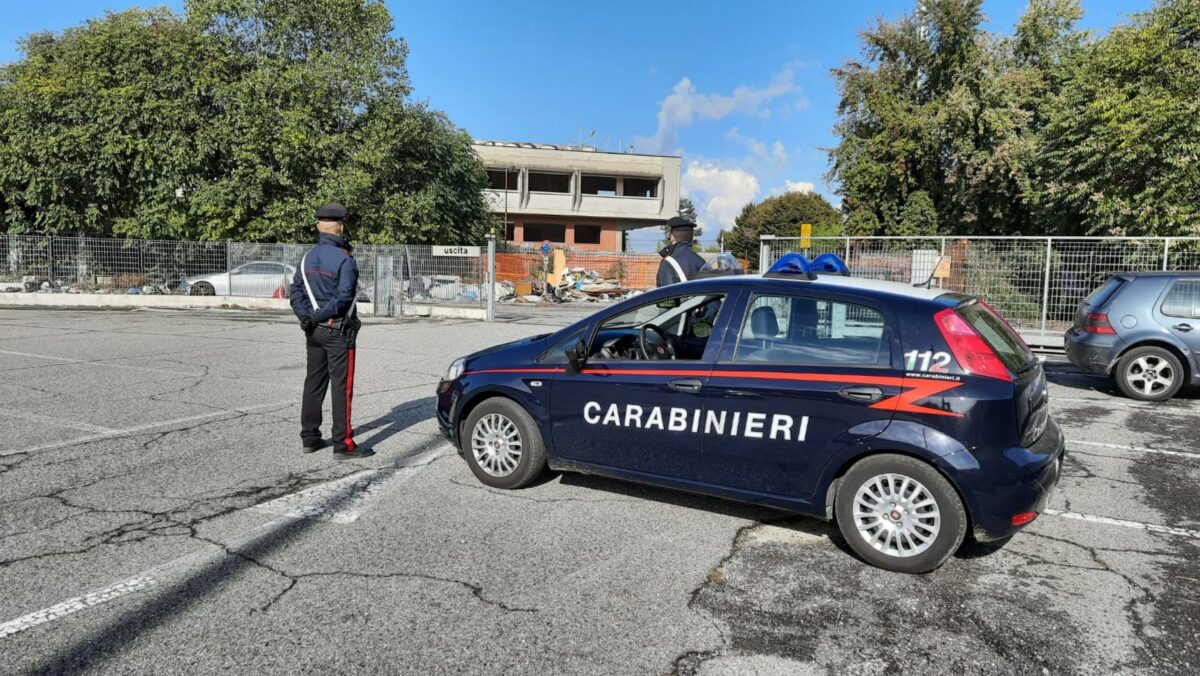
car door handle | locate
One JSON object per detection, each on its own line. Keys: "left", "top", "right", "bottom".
{"left": 669, "top": 379, "right": 703, "bottom": 393}
{"left": 1175, "top": 323, "right": 1193, "bottom": 332}
{"left": 839, "top": 386, "right": 884, "bottom": 403}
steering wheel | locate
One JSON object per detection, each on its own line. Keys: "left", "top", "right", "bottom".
{"left": 639, "top": 323, "right": 676, "bottom": 360}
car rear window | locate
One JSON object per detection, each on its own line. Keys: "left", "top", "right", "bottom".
{"left": 1085, "top": 277, "right": 1126, "bottom": 308}
{"left": 956, "top": 302, "right": 1034, "bottom": 372}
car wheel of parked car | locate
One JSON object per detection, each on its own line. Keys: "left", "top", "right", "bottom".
{"left": 189, "top": 282, "right": 215, "bottom": 296}
{"left": 835, "top": 454, "right": 967, "bottom": 574}
{"left": 1115, "top": 346, "right": 1184, "bottom": 401}
{"left": 462, "top": 398, "right": 546, "bottom": 489}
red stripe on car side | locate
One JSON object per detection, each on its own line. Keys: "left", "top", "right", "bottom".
{"left": 463, "top": 366, "right": 966, "bottom": 418}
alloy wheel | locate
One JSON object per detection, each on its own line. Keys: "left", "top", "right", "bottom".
{"left": 852, "top": 473, "right": 942, "bottom": 557}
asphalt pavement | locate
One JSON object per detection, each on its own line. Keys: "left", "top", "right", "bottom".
{"left": 0, "top": 307, "right": 1197, "bottom": 675}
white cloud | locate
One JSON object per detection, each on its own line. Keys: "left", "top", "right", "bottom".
{"left": 681, "top": 161, "right": 761, "bottom": 232}
{"left": 768, "top": 179, "right": 817, "bottom": 197}
{"left": 633, "top": 63, "right": 800, "bottom": 155}
{"left": 725, "top": 127, "right": 790, "bottom": 169}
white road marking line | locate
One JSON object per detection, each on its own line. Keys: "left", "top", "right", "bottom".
{"left": 0, "top": 443, "right": 450, "bottom": 640}
{"left": 251, "top": 446, "right": 450, "bottom": 523}
{"left": 0, "top": 400, "right": 294, "bottom": 456}
{"left": 1071, "top": 439, "right": 1200, "bottom": 460}
{"left": 0, "top": 576, "right": 157, "bottom": 639}
{"left": 0, "top": 410, "right": 115, "bottom": 433}
{"left": 1044, "top": 509, "right": 1200, "bottom": 540}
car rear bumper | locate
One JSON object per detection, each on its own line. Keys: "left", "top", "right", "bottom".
{"left": 1064, "top": 330, "right": 1121, "bottom": 375}
{"left": 966, "top": 418, "right": 1066, "bottom": 542}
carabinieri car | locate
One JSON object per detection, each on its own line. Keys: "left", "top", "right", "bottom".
{"left": 437, "top": 254, "right": 1064, "bottom": 573}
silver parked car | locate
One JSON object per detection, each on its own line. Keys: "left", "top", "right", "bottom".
{"left": 183, "top": 261, "right": 295, "bottom": 297}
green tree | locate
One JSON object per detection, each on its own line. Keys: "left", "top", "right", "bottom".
{"left": 827, "top": 0, "right": 1085, "bottom": 235}
{"left": 724, "top": 190, "right": 841, "bottom": 269}
{"left": 896, "top": 190, "right": 939, "bottom": 236}
{"left": 0, "top": 1, "right": 489, "bottom": 243}
{"left": 1034, "top": 0, "right": 1200, "bottom": 236}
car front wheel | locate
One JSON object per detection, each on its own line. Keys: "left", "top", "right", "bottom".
{"left": 1115, "top": 346, "right": 1184, "bottom": 401}
{"left": 189, "top": 282, "right": 215, "bottom": 296}
{"left": 461, "top": 398, "right": 547, "bottom": 489}
{"left": 835, "top": 454, "right": 967, "bottom": 574}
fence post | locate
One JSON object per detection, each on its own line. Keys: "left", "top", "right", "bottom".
{"left": 844, "top": 237, "right": 851, "bottom": 265}
{"left": 47, "top": 235, "right": 54, "bottom": 282}
{"left": 485, "top": 234, "right": 496, "bottom": 322}
{"left": 1163, "top": 238, "right": 1171, "bottom": 271}
{"left": 225, "top": 239, "right": 232, "bottom": 297}
{"left": 1040, "top": 238, "right": 1052, "bottom": 334}
{"left": 759, "top": 234, "right": 776, "bottom": 274}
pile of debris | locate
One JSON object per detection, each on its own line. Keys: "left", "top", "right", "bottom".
{"left": 540, "top": 267, "right": 641, "bottom": 303}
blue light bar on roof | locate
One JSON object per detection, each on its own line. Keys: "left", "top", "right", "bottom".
{"left": 766, "top": 253, "right": 816, "bottom": 279}
{"left": 810, "top": 253, "right": 850, "bottom": 276}
{"left": 765, "top": 252, "right": 850, "bottom": 279}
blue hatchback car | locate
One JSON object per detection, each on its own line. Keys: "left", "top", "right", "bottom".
{"left": 1065, "top": 272, "right": 1200, "bottom": 401}
{"left": 437, "top": 255, "right": 1064, "bottom": 573}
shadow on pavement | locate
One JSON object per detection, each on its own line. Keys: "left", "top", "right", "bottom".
{"left": 354, "top": 396, "right": 436, "bottom": 448}
{"left": 31, "top": 434, "right": 449, "bottom": 673}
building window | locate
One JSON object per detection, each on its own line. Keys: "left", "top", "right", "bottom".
{"left": 503, "top": 222, "right": 516, "bottom": 241}
{"left": 487, "top": 170, "right": 518, "bottom": 191}
{"left": 581, "top": 175, "right": 617, "bottom": 196}
{"left": 574, "top": 225, "right": 601, "bottom": 244}
{"left": 528, "top": 172, "right": 571, "bottom": 193}
{"left": 523, "top": 223, "right": 566, "bottom": 243}
{"left": 623, "top": 177, "right": 658, "bottom": 198}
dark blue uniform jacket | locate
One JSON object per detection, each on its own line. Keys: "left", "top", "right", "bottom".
{"left": 656, "top": 241, "right": 707, "bottom": 287}
{"left": 289, "top": 233, "right": 359, "bottom": 323}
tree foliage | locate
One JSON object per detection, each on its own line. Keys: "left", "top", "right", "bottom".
{"left": 724, "top": 190, "right": 841, "bottom": 269}
{"left": 0, "top": 0, "right": 489, "bottom": 243}
{"left": 828, "top": 0, "right": 1199, "bottom": 237}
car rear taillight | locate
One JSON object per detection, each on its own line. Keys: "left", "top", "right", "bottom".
{"left": 934, "top": 308, "right": 1013, "bottom": 382}
{"left": 1084, "top": 312, "right": 1116, "bottom": 334}
{"left": 1012, "top": 512, "right": 1038, "bottom": 527}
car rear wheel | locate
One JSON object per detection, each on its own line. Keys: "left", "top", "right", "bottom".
{"left": 461, "top": 398, "right": 546, "bottom": 489}
{"left": 189, "top": 281, "right": 215, "bottom": 296}
{"left": 835, "top": 454, "right": 966, "bottom": 574}
{"left": 1115, "top": 346, "right": 1184, "bottom": 401}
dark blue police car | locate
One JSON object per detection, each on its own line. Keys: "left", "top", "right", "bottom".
{"left": 437, "top": 254, "right": 1063, "bottom": 573}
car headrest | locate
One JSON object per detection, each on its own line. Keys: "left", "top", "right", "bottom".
{"left": 750, "top": 306, "right": 779, "bottom": 338}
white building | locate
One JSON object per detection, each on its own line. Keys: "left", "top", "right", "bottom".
{"left": 474, "top": 140, "right": 682, "bottom": 251}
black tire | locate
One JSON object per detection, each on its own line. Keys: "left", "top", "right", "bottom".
{"left": 190, "top": 281, "right": 215, "bottom": 296}
{"left": 834, "top": 454, "right": 967, "bottom": 574}
{"left": 460, "top": 398, "right": 546, "bottom": 489}
{"left": 1115, "top": 345, "right": 1184, "bottom": 402}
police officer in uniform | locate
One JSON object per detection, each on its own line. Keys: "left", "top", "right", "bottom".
{"left": 656, "top": 216, "right": 706, "bottom": 287}
{"left": 289, "top": 203, "right": 373, "bottom": 459}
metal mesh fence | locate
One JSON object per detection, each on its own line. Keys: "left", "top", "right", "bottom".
{"left": 761, "top": 236, "right": 1200, "bottom": 334}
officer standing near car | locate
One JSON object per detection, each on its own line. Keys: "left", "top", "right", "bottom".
{"left": 657, "top": 216, "right": 707, "bottom": 287}
{"left": 289, "top": 202, "right": 373, "bottom": 459}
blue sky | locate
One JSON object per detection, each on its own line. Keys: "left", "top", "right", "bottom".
{"left": 0, "top": 1, "right": 1152, "bottom": 250}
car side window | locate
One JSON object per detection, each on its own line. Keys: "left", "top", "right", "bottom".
{"left": 1161, "top": 280, "right": 1200, "bottom": 319}
{"left": 734, "top": 293, "right": 889, "bottom": 367}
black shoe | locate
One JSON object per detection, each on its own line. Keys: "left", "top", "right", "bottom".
{"left": 301, "top": 439, "right": 329, "bottom": 454}
{"left": 333, "top": 446, "right": 375, "bottom": 460}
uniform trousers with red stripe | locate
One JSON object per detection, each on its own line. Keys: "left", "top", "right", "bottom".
{"left": 301, "top": 324, "right": 357, "bottom": 451}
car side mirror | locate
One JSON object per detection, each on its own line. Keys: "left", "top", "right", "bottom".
{"left": 565, "top": 339, "right": 587, "bottom": 375}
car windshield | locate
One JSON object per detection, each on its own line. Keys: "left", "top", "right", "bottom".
{"left": 603, "top": 295, "right": 713, "bottom": 329}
